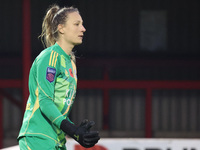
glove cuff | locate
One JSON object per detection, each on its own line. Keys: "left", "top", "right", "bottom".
{"left": 60, "top": 119, "right": 77, "bottom": 138}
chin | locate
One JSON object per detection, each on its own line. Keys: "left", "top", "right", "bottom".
{"left": 74, "top": 41, "right": 83, "bottom": 46}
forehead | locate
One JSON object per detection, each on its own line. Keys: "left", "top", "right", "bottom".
{"left": 67, "top": 12, "right": 83, "bottom": 23}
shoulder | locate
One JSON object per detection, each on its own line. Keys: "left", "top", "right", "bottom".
{"left": 36, "top": 46, "right": 53, "bottom": 61}
{"left": 35, "top": 45, "right": 61, "bottom": 68}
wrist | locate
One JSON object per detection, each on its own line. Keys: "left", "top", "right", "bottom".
{"left": 60, "top": 119, "right": 77, "bottom": 138}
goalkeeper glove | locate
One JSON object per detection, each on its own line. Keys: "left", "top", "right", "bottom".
{"left": 60, "top": 119, "right": 100, "bottom": 148}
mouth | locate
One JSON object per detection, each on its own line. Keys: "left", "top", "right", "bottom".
{"left": 78, "top": 35, "right": 83, "bottom": 38}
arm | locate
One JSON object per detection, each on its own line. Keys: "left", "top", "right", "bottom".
{"left": 36, "top": 51, "right": 65, "bottom": 127}
{"left": 36, "top": 51, "right": 100, "bottom": 147}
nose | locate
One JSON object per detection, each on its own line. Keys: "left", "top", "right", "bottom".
{"left": 81, "top": 25, "right": 86, "bottom": 32}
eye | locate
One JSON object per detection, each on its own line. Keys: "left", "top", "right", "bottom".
{"left": 74, "top": 23, "right": 79, "bottom": 26}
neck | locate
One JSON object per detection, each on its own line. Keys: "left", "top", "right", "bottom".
{"left": 56, "top": 40, "right": 74, "bottom": 55}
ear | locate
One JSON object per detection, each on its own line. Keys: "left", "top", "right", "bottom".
{"left": 57, "top": 24, "right": 64, "bottom": 34}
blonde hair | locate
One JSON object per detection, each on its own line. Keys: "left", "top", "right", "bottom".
{"left": 39, "top": 5, "right": 79, "bottom": 62}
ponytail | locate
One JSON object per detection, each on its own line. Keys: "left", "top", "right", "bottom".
{"left": 39, "top": 5, "right": 59, "bottom": 48}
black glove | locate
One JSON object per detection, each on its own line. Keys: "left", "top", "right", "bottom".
{"left": 60, "top": 119, "right": 100, "bottom": 148}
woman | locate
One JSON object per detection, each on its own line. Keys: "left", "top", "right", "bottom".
{"left": 18, "top": 4, "right": 100, "bottom": 150}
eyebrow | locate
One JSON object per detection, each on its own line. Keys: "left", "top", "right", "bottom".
{"left": 74, "top": 20, "right": 83, "bottom": 23}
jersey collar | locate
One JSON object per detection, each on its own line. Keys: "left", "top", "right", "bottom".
{"left": 54, "top": 43, "right": 71, "bottom": 61}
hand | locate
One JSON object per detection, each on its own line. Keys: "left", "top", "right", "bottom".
{"left": 60, "top": 119, "right": 100, "bottom": 148}
{"left": 73, "top": 119, "right": 100, "bottom": 148}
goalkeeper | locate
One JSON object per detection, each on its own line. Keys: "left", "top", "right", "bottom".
{"left": 17, "top": 4, "right": 100, "bottom": 150}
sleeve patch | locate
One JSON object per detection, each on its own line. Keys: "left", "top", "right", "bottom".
{"left": 46, "top": 67, "right": 56, "bottom": 83}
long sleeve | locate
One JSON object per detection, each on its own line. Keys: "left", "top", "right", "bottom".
{"left": 36, "top": 50, "right": 65, "bottom": 128}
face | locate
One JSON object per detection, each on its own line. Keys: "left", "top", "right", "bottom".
{"left": 59, "top": 12, "right": 86, "bottom": 46}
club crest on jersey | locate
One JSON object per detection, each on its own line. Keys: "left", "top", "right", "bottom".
{"left": 46, "top": 67, "right": 56, "bottom": 83}
{"left": 65, "top": 70, "right": 69, "bottom": 77}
